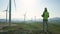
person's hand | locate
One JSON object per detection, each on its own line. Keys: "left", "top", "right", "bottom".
{"left": 42, "top": 15, "right": 43, "bottom": 17}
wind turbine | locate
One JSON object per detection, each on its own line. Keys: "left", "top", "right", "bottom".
{"left": 3, "top": 6, "right": 8, "bottom": 24}
{"left": 24, "top": 12, "right": 27, "bottom": 23}
{"left": 9, "top": 0, "right": 16, "bottom": 26}
{"left": 34, "top": 16, "right": 36, "bottom": 22}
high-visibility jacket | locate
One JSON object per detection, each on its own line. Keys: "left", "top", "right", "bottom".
{"left": 42, "top": 11, "right": 49, "bottom": 20}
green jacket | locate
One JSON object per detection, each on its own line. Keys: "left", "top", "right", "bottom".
{"left": 42, "top": 11, "right": 49, "bottom": 20}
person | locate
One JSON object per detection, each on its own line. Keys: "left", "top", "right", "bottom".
{"left": 42, "top": 7, "right": 49, "bottom": 32}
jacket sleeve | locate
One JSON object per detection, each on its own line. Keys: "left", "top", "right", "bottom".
{"left": 42, "top": 12, "right": 44, "bottom": 17}
{"left": 48, "top": 12, "right": 49, "bottom": 17}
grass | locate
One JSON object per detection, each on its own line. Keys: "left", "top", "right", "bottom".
{"left": 0, "top": 22, "right": 60, "bottom": 34}
{"left": 48, "top": 23, "right": 60, "bottom": 34}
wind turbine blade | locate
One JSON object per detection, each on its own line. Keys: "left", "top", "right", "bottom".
{"left": 6, "top": 6, "right": 8, "bottom": 11}
{"left": 3, "top": 5, "right": 8, "bottom": 12}
{"left": 14, "top": 0, "right": 16, "bottom": 10}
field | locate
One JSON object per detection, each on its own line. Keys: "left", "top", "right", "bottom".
{"left": 0, "top": 22, "right": 60, "bottom": 34}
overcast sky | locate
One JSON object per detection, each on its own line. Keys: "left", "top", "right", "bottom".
{"left": 0, "top": 0, "right": 60, "bottom": 20}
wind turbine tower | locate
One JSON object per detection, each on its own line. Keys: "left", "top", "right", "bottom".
{"left": 9, "top": 0, "right": 11, "bottom": 26}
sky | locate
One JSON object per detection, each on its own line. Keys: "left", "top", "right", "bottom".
{"left": 0, "top": 0, "right": 60, "bottom": 20}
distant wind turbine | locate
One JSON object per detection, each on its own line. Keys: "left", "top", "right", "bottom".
{"left": 3, "top": 6, "right": 8, "bottom": 24}
{"left": 34, "top": 16, "right": 36, "bottom": 22}
{"left": 24, "top": 12, "right": 27, "bottom": 22}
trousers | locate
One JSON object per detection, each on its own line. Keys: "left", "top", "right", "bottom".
{"left": 43, "top": 19, "right": 48, "bottom": 32}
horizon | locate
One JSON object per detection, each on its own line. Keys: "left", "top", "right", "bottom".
{"left": 0, "top": 17, "right": 60, "bottom": 20}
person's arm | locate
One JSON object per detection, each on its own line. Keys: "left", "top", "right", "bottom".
{"left": 42, "top": 12, "right": 44, "bottom": 17}
{"left": 48, "top": 12, "right": 49, "bottom": 17}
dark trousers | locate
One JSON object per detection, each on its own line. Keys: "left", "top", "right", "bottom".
{"left": 43, "top": 19, "right": 48, "bottom": 32}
